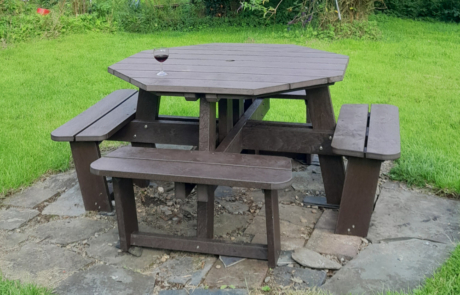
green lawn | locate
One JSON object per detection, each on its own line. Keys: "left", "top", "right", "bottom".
{"left": 0, "top": 275, "right": 51, "bottom": 295}
{"left": 0, "top": 17, "right": 459, "bottom": 196}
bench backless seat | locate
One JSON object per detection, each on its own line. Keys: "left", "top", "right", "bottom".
{"left": 51, "top": 90, "right": 139, "bottom": 211}
{"left": 331, "top": 104, "right": 400, "bottom": 237}
{"left": 91, "top": 146, "right": 293, "bottom": 267}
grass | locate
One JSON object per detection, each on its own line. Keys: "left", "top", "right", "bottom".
{"left": 0, "top": 275, "right": 51, "bottom": 295}
{"left": 0, "top": 17, "right": 459, "bottom": 197}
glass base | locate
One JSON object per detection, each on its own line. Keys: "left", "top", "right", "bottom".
{"left": 157, "top": 71, "right": 167, "bottom": 76}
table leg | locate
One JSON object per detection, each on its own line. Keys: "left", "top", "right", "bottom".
{"left": 71, "top": 141, "right": 112, "bottom": 212}
{"left": 132, "top": 90, "right": 161, "bottom": 188}
{"left": 307, "top": 86, "right": 345, "bottom": 205}
{"left": 218, "top": 99, "right": 233, "bottom": 144}
{"left": 197, "top": 98, "right": 216, "bottom": 238}
{"left": 232, "top": 99, "right": 244, "bottom": 126}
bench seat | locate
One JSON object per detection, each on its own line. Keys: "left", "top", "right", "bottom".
{"left": 91, "top": 146, "right": 292, "bottom": 190}
{"left": 91, "top": 147, "right": 292, "bottom": 267}
{"left": 330, "top": 104, "right": 400, "bottom": 237}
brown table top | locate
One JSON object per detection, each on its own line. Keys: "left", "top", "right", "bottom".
{"left": 109, "top": 43, "right": 349, "bottom": 97}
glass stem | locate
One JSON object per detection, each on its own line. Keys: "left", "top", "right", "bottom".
{"left": 161, "top": 63, "right": 164, "bottom": 73}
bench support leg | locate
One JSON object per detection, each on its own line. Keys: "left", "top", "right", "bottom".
{"left": 196, "top": 185, "right": 215, "bottom": 238}
{"left": 307, "top": 87, "right": 345, "bottom": 205}
{"left": 113, "top": 178, "right": 139, "bottom": 251}
{"left": 265, "top": 190, "right": 281, "bottom": 268}
{"left": 335, "top": 157, "right": 381, "bottom": 237}
{"left": 70, "top": 142, "right": 112, "bottom": 212}
{"left": 304, "top": 100, "right": 312, "bottom": 165}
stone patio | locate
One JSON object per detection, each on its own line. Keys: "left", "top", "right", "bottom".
{"left": 0, "top": 154, "right": 458, "bottom": 295}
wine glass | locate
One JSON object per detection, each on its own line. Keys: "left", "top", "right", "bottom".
{"left": 153, "top": 47, "right": 169, "bottom": 76}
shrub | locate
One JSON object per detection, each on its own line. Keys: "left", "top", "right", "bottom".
{"left": 377, "top": 0, "right": 460, "bottom": 23}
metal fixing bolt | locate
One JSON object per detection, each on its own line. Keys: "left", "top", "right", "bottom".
{"left": 197, "top": 245, "right": 199, "bottom": 249}
{"left": 352, "top": 225, "right": 355, "bottom": 228}
{"left": 98, "top": 206, "right": 101, "bottom": 209}
{"left": 134, "top": 134, "right": 137, "bottom": 138}
{"left": 144, "top": 125, "right": 148, "bottom": 129}
{"left": 319, "top": 146, "right": 323, "bottom": 151}
{"left": 348, "top": 228, "right": 351, "bottom": 232}
{"left": 329, "top": 136, "right": 332, "bottom": 140}
{"left": 95, "top": 202, "right": 97, "bottom": 205}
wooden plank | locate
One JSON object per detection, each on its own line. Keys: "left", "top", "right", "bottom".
{"left": 232, "top": 99, "right": 244, "bottom": 125}
{"left": 113, "top": 178, "right": 139, "bottom": 251}
{"left": 90, "top": 148, "right": 293, "bottom": 190}
{"left": 110, "top": 64, "right": 344, "bottom": 78}
{"left": 335, "top": 158, "right": 381, "bottom": 237}
{"left": 130, "top": 232, "right": 268, "bottom": 260}
{"left": 116, "top": 57, "right": 347, "bottom": 71}
{"left": 51, "top": 89, "right": 137, "bottom": 141}
{"left": 308, "top": 86, "right": 345, "bottom": 205}
{"left": 136, "top": 50, "right": 348, "bottom": 59}
{"left": 267, "top": 90, "right": 307, "bottom": 99}
{"left": 108, "top": 119, "right": 200, "bottom": 146}
{"left": 113, "top": 54, "right": 348, "bottom": 65}
{"left": 170, "top": 44, "right": 342, "bottom": 54}
{"left": 76, "top": 93, "right": 138, "bottom": 141}
{"left": 70, "top": 142, "right": 112, "bottom": 212}
{"left": 242, "top": 121, "right": 333, "bottom": 155}
{"left": 366, "top": 104, "right": 401, "bottom": 160}
{"left": 331, "top": 104, "right": 369, "bottom": 158}
{"left": 216, "top": 99, "right": 270, "bottom": 153}
{"left": 131, "top": 77, "right": 289, "bottom": 97}
{"left": 112, "top": 69, "right": 332, "bottom": 84}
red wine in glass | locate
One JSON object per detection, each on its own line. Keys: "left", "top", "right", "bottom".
{"left": 153, "top": 47, "right": 169, "bottom": 76}
{"left": 154, "top": 55, "right": 169, "bottom": 63}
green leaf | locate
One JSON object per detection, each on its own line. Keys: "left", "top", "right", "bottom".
{"left": 261, "top": 286, "right": 271, "bottom": 292}
{"left": 220, "top": 285, "right": 227, "bottom": 289}
{"left": 229, "top": 285, "right": 236, "bottom": 289}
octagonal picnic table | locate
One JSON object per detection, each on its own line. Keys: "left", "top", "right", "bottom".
{"left": 108, "top": 43, "right": 348, "bottom": 238}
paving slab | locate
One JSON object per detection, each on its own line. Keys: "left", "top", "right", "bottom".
{"left": 160, "top": 289, "right": 248, "bottom": 295}
{"left": 151, "top": 255, "right": 216, "bottom": 286}
{"left": 3, "top": 171, "right": 77, "bottom": 208}
{"left": 42, "top": 184, "right": 85, "bottom": 217}
{"left": 215, "top": 214, "right": 250, "bottom": 236}
{"left": 252, "top": 233, "right": 305, "bottom": 251}
{"left": 54, "top": 264, "right": 155, "bottom": 294}
{"left": 306, "top": 230, "right": 362, "bottom": 260}
{"left": 291, "top": 171, "right": 324, "bottom": 192}
{"left": 0, "top": 207, "right": 39, "bottom": 230}
{"left": 273, "top": 266, "right": 327, "bottom": 288}
{"left": 245, "top": 217, "right": 310, "bottom": 238}
{"left": 215, "top": 186, "right": 235, "bottom": 199}
{"left": 218, "top": 201, "right": 249, "bottom": 215}
{"left": 321, "top": 239, "right": 455, "bottom": 295}
{"left": 277, "top": 251, "right": 295, "bottom": 266}
{"left": 0, "top": 231, "right": 28, "bottom": 251}
{"left": 245, "top": 189, "right": 264, "bottom": 203}
{"left": 87, "top": 227, "right": 165, "bottom": 270}
{"left": 259, "top": 204, "right": 322, "bottom": 227}
{"left": 0, "top": 242, "right": 91, "bottom": 287}
{"left": 292, "top": 248, "right": 341, "bottom": 270}
{"left": 31, "top": 218, "right": 111, "bottom": 245}
{"left": 204, "top": 259, "right": 268, "bottom": 289}
{"left": 314, "top": 210, "right": 338, "bottom": 233}
{"left": 367, "top": 183, "right": 460, "bottom": 244}
{"left": 220, "top": 256, "right": 246, "bottom": 267}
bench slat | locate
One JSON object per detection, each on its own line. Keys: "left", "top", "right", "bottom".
{"left": 331, "top": 104, "right": 369, "bottom": 158}
{"left": 91, "top": 147, "right": 292, "bottom": 190}
{"left": 366, "top": 104, "right": 400, "bottom": 160}
{"left": 51, "top": 89, "right": 138, "bottom": 141}
{"left": 76, "top": 93, "right": 138, "bottom": 141}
